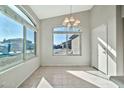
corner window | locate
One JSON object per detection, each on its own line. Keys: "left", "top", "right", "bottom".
{"left": 53, "top": 26, "right": 81, "bottom": 56}
{"left": 0, "top": 12, "right": 23, "bottom": 70}
{"left": 0, "top": 5, "right": 37, "bottom": 72}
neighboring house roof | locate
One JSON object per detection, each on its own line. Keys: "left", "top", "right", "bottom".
{"left": 1, "top": 38, "right": 32, "bottom": 43}
{"left": 3, "top": 38, "right": 23, "bottom": 42}
{"left": 61, "top": 35, "right": 79, "bottom": 45}
{"left": 55, "top": 35, "right": 79, "bottom": 46}
{"left": 69, "top": 35, "right": 79, "bottom": 40}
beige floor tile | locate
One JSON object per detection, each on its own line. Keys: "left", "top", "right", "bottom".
{"left": 19, "top": 66, "right": 118, "bottom": 88}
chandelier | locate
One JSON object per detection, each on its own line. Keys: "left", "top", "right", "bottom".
{"left": 62, "top": 5, "right": 80, "bottom": 27}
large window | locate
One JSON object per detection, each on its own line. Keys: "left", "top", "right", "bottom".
{"left": 53, "top": 26, "right": 81, "bottom": 56}
{"left": 0, "top": 12, "right": 23, "bottom": 70}
{"left": 0, "top": 5, "right": 36, "bottom": 71}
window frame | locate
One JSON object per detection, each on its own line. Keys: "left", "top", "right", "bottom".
{"left": 0, "top": 5, "right": 37, "bottom": 72}
{"left": 52, "top": 26, "right": 82, "bottom": 56}
{"left": 0, "top": 5, "right": 36, "bottom": 29}
{"left": 0, "top": 14, "right": 24, "bottom": 72}
{"left": 25, "top": 27, "right": 37, "bottom": 60}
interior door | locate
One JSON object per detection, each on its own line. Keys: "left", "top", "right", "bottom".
{"left": 97, "top": 25, "right": 107, "bottom": 74}
{"left": 92, "top": 24, "right": 107, "bottom": 74}
{"left": 98, "top": 44, "right": 107, "bottom": 74}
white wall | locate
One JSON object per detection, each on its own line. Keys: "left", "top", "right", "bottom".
{"left": 0, "top": 6, "right": 41, "bottom": 88}
{"left": 91, "top": 5, "right": 124, "bottom": 76}
{"left": 91, "top": 5, "right": 117, "bottom": 76}
{"left": 40, "top": 11, "right": 91, "bottom": 66}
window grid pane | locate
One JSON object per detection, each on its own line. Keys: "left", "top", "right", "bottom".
{"left": 67, "top": 34, "right": 80, "bottom": 55}
{"left": 53, "top": 34, "right": 67, "bottom": 55}
{"left": 25, "top": 28, "right": 36, "bottom": 59}
{"left": 53, "top": 26, "right": 81, "bottom": 56}
{"left": 0, "top": 12, "right": 23, "bottom": 71}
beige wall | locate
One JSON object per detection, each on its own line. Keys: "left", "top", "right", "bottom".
{"left": 40, "top": 11, "right": 91, "bottom": 66}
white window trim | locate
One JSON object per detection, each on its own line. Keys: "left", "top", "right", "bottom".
{"left": 52, "top": 26, "right": 82, "bottom": 56}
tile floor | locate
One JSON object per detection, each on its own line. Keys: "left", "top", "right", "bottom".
{"left": 19, "top": 66, "right": 118, "bottom": 88}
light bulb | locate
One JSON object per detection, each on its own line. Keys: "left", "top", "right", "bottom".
{"left": 67, "top": 23, "right": 71, "bottom": 27}
{"left": 62, "top": 22, "right": 67, "bottom": 26}
{"left": 70, "top": 16, "right": 75, "bottom": 22}
{"left": 75, "top": 19, "right": 80, "bottom": 24}
{"left": 73, "top": 23, "right": 78, "bottom": 26}
{"left": 64, "top": 17, "right": 69, "bottom": 23}
{"left": 73, "top": 20, "right": 79, "bottom": 26}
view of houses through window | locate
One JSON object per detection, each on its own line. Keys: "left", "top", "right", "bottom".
{"left": 54, "top": 34, "right": 67, "bottom": 55}
{"left": 53, "top": 26, "right": 81, "bottom": 56}
{"left": 0, "top": 6, "right": 36, "bottom": 71}
{"left": 26, "top": 28, "right": 36, "bottom": 59}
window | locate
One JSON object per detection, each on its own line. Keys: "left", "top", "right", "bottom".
{"left": 0, "top": 12, "right": 23, "bottom": 70}
{"left": 67, "top": 33, "right": 80, "bottom": 55}
{"left": 0, "top": 5, "right": 37, "bottom": 71}
{"left": 53, "top": 34, "right": 67, "bottom": 55}
{"left": 53, "top": 26, "right": 81, "bottom": 56}
{"left": 25, "top": 28, "right": 36, "bottom": 59}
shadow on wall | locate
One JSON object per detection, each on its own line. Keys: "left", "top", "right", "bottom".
{"left": 97, "top": 37, "right": 116, "bottom": 62}
{"left": 97, "top": 37, "right": 116, "bottom": 75}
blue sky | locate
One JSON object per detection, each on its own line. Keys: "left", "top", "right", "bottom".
{"left": 54, "top": 34, "right": 74, "bottom": 45}
{"left": 0, "top": 11, "right": 62, "bottom": 45}
{"left": 53, "top": 27, "right": 78, "bottom": 45}
{"left": 27, "top": 29, "right": 35, "bottom": 43}
{"left": 0, "top": 12, "right": 34, "bottom": 43}
{"left": 54, "top": 34, "right": 66, "bottom": 45}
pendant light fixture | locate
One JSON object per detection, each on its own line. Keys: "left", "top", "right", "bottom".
{"left": 62, "top": 5, "right": 80, "bottom": 27}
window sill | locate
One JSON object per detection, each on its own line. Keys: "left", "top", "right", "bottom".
{"left": 53, "top": 54, "right": 81, "bottom": 56}
{"left": 0, "top": 56, "right": 38, "bottom": 75}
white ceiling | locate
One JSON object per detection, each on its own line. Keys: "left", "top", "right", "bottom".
{"left": 30, "top": 5, "right": 93, "bottom": 20}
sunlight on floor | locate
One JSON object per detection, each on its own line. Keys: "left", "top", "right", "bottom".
{"left": 67, "top": 70, "right": 118, "bottom": 88}
{"left": 86, "top": 70, "right": 109, "bottom": 79}
{"left": 20, "top": 66, "right": 119, "bottom": 88}
{"left": 37, "top": 77, "right": 53, "bottom": 88}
